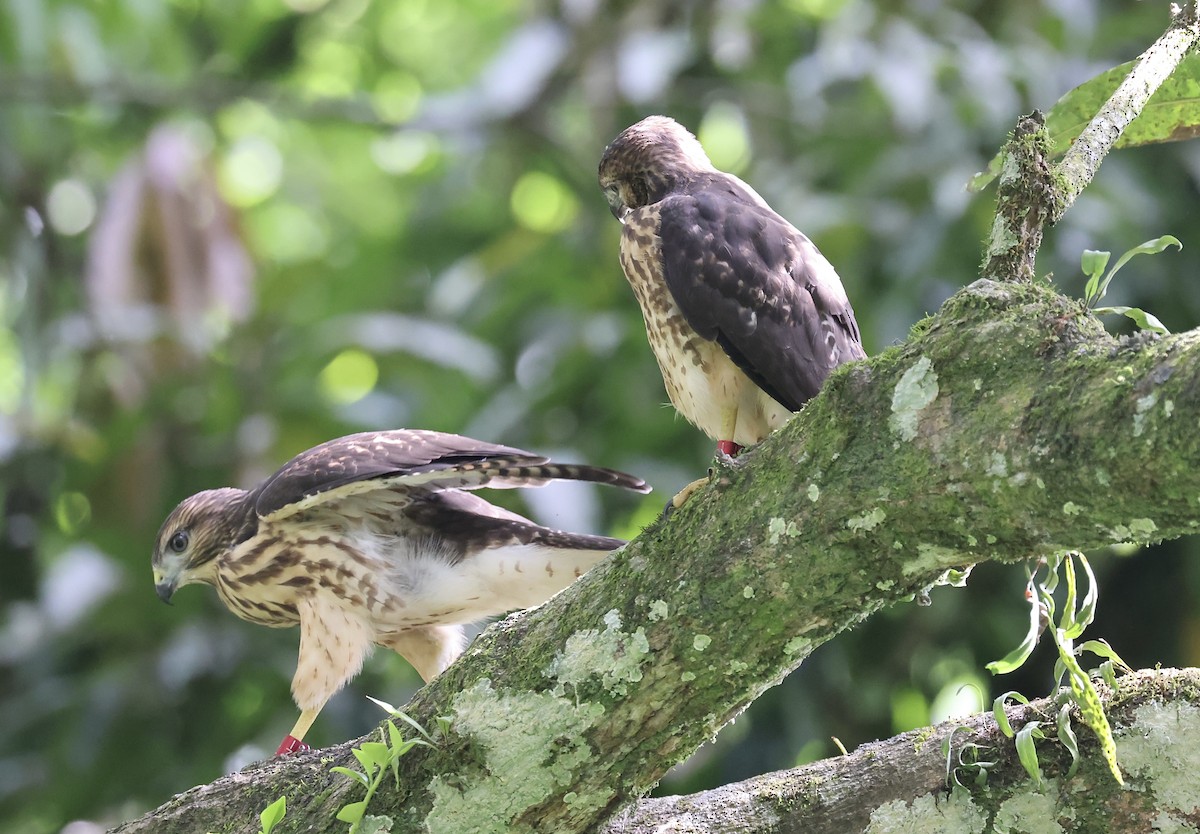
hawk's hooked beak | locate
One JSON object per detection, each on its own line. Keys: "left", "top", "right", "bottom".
{"left": 153, "top": 568, "right": 176, "bottom": 605}
{"left": 603, "top": 187, "right": 628, "bottom": 223}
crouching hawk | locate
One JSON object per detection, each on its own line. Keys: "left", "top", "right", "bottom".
{"left": 152, "top": 429, "right": 648, "bottom": 755}
{"left": 598, "top": 116, "right": 865, "bottom": 485}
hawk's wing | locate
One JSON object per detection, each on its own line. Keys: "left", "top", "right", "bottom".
{"left": 656, "top": 183, "right": 865, "bottom": 412}
{"left": 406, "top": 490, "right": 629, "bottom": 554}
{"left": 252, "top": 429, "right": 648, "bottom": 521}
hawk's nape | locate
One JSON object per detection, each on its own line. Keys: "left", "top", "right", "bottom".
{"left": 150, "top": 429, "right": 649, "bottom": 756}
{"left": 598, "top": 115, "right": 866, "bottom": 461}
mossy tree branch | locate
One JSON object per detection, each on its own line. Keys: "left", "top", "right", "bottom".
{"left": 109, "top": 10, "right": 1200, "bottom": 834}
{"left": 110, "top": 278, "right": 1200, "bottom": 834}
{"left": 602, "top": 667, "right": 1200, "bottom": 834}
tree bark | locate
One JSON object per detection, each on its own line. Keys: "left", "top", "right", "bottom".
{"left": 603, "top": 667, "right": 1200, "bottom": 834}
{"left": 108, "top": 6, "right": 1200, "bottom": 834}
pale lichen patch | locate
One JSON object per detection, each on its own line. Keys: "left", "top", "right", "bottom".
{"left": 889, "top": 356, "right": 939, "bottom": 442}
{"left": 1109, "top": 518, "right": 1158, "bottom": 542}
{"left": 865, "top": 791, "right": 988, "bottom": 833}
{"left": 426, "top": 679, "right": 608, "bottom": 834}
{"left": 783, "top": 635, "right": 811, "bottom": 656}
{"left": 986, "top": 452, "right": 1008, "bottom": 478}
{"left": 648, "top": 599, "right": 669, "bottom": 622}
{"left": 768, "top": 517, "right": 801, "bottom": 544}
{"left": 680, "top": 671, "right": 697, "bottom": 682}
{"left": 742, "top": 586, "right": 755, "bottom": 599}
{"left": 902, "top": 543, "right": 963, "bottom": 576}
{"left": 1117, "top": 701, "right": 1200, "bottom": 812}
{"left": 1134, "top": 392, "right": 1159, "bottom": 437}
{"left": 544, "top": 609, "right": 650, "bottom": 697}
{"left": 847, "top": 507, "right": 887, "bottom": 532}
{"left": 807, "top": 483, "right": 820, "bottom": 502}
{"left": 693, "top": 634, "right": 712, "bottom": 652}
{"left": 993, "top": 785, "right": 1068, "bottom": 833}
{"left": 1063, "top": 501, "right": 1081, "bottom": 516}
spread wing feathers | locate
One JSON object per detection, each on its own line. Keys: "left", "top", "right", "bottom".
{"left": 657, "top": 184, "right": 866, "bottom": 412}
{"left": 407, "top": 491, "right": 629, "bottom": 554}
{"left": 253, "top": 429, "right": 649, "bottom": 521}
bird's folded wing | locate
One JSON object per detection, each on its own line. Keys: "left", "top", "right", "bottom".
{"left": 657, "top": 190, "right": 865, "bottom": 412}
{"left": 253, "top": 429, "right": 648, "bottom": 521}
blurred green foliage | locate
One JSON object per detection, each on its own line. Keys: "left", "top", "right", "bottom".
{"left": 2, "top": 1, "right": 1200, "bottom": 831}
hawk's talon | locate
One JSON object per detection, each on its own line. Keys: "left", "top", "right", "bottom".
{"left": 275, "top": 734, "right": 313, "bottom": 756}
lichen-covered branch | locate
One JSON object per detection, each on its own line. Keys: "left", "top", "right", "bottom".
{"left": 1054, "top": 2, "right": 1200, "bottom": 217}
{"left": 109, "top": 276, "right": 1200, "bottom": 834}
{"left": 981, "top": 4, "right": 1200, "bottom": 284}
{"left": 602, "top": 667, "right": 1200, "bottom": 834}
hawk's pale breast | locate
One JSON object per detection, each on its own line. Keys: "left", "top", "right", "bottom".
{"left": 620, "top": 207, "right": 791, "bottom": 446}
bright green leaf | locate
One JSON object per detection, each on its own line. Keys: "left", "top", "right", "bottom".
{"left": 336, "top": 801, "right": 367, "bottom": 824}
{"left": 331, "top": 766, "right": 371, "bottom": 788}
{"left": 1056, "top": 703, "right": 1081, "bottom": 779}
{"left": 1077, "top": 639, "right": 1132, "bottom": 672}
{"left": 258, "top": 796, "right": 286, "bottom": 834}
{"left": 1014, "top": 721, "right": 1045, "bottom": 787}
{"left": 1081, "top": 249, "right": 1110, "bottom": 282}
{"left": 986, "top": 577, "right": 1043, "bottom": 675}
{"left": 992, "top": 690, "right": 1032, "bottom": 738}
{"left": 1093, "top": 305, "right": 1171, "bottom": 334}
{"left": 359, "top": 741, "right": 392, "bottom": 771}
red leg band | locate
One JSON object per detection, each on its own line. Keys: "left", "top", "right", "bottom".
{"left": 275, "top": 735, "right": 312, "bottom": 756}
{"left": 717, "top": 440, "right": 743, "bottom": 457}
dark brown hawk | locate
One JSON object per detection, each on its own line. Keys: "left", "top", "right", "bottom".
{"left": 151, "top": 429, "right": 648, "bottom": 755}
{"left": 598, "top": 115, "right": 865, "bottom": 464}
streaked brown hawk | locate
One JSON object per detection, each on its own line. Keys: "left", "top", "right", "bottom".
{"left": 152, "top": 429, "right": 648, "bottom": 755}
{"left": 598, "top": 115, "right": 865, "bottom": 467}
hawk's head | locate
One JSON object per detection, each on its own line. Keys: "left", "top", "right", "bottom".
{"left": 598, "top": 116, "right": 715, "bottom": 222}
{"left": 152, "top": 488, "right": 252, "bottom": 603}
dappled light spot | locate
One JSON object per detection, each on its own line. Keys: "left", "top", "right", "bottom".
{"left": 218, "top": 136, "right": 283, "bottom": 208}
{"left": 372, "top": 72, "right": 423, "bottom": 124}
{"left": 47, "top": 179, "right": 97, "bottom": 236}
{"left": 371, "top": 130, "right": 438, "bottom": 175}
{"left": 698, "top": 103, "right": 751, "bottom": 174}
{"left": 54, "top": 492, "right": 92, "bottom": 536}
{"left": 511, "top": 171, "right": 578, "bottom": 234}
{"left": 319, "top": 348, "right": 379, "bottom": 405}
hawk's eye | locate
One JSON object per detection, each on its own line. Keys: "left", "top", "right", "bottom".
{"left": 168, "top": 531, "right": 190, "bottom": 553}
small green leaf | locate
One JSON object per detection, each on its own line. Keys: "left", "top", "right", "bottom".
{"left": 258, "top": 796, "right": 286, "bottom": 834}
{"left": 1081, "top": 250, "right": 1110, "bottom": 303}
{"left": 1060, "top": 553, "right": 1080, "bottom": 638}
{"left": 337, "top": 801, "right": 367, "bottom": 824}
{"left": 986, "top": 578, "right": 1044, "bottom": 675}
{"left": 1092, "top": 306, "right": 1170, "bottom": 334}
{"left": 359, "top": 742, "right": 392, "bottom": 771}
{"left": 1071, "top": 555, "right": 1099, "bottom": 635}
{"left": 1014, "top": 721, "right": 1045, "bottom": 788}
{"left": 1081, "top": 248, "right": 1110, "bottom": 279}
{"left": 331, "top": 766, "right": 371, "bottom": 788}
{"left": 1056, "top": 703, "right": 1081, "bottom": 779}
{"left": 366, "top": 695, "right": 398, "bottom": 715}
{"left": 391, "top": 710, "right": 435, "bottom": 742}
{"left": 992, "top": 691, "right": 1032, "bottom": 738}
{"left": 1099, "top": 660, "right": 1119, "bottom": 689}
{"left": 1078, "top": 639, "right": 1131, "bottom": 671}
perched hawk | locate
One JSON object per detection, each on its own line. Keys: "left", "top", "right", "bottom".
{"left": 152, "top": 429, "right": 648, "bottom": 755}
{"left": 598, "top": 116, "right": 865, "bottom": 466}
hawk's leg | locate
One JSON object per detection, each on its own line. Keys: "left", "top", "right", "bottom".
{"left": 667, "top": 413, "right": 745, "bottom": 513}
{"left": 276, "top": 596, "right": 374, "bottom": 756}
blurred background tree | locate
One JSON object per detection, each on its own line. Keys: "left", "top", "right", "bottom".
{"left": 2, "top": 1, "right": 1198, "bottom": 831}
